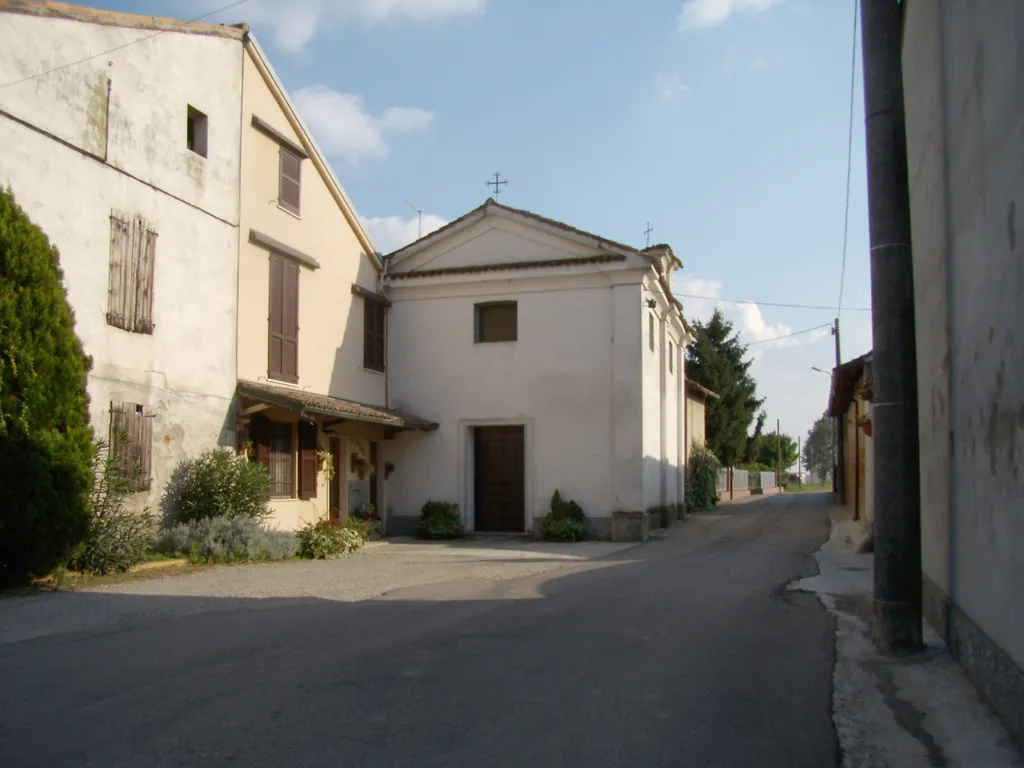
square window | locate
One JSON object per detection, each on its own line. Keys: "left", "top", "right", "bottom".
{"left": 186, "top": 106, "right": 208, "bottom": 158}
{"left": 475, "top": 302, "right": 517, "bottom": 343}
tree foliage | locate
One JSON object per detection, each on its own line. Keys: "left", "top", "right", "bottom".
{"left": 685, "top": 309, "right": 764, "bottom": 467}
{"left": 803, "top": 412, "right": 835, "bottom": 481}
{"left": 686, "top": 442, "right": 721, "bottom": 512}
{"left": 0, "top": 189, "right": 95, "bottom": 587}
{"left": 746, "top": 431, "right": 799, "bottom": 476}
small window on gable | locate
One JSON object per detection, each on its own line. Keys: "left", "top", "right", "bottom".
{"left": 108, "top": 211, "right": 157, "bottom": 334}
{"left": 186, "top": 106, "right": 208, "bottom": 158}
{"left": 109, "top": 402, "right": 153, "bottom": 492}
{"left": 475, "top": 302, "right": 517, "bottom": 343}
{"left": 279, "top": 147, "right": 302, "bottom": 215}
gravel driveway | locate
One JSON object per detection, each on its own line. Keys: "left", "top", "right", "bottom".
{"left": 0, "top": 537, "right": 640, "bottom": 645}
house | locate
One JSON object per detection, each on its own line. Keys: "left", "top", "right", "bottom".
{"left": 828, "top": 351, "right": 873, "bottom": 531}
{"left": 231, "top": 37, "right": 434, "bottom": 531}
{"left": 903, "top": 1, "right": 1024, "bottom": 747}
{"left": 0, "top": 2, "right": 245, "bottom": 509}
{"left": 684, "top": 380, "right": 718, "bottom": 458}
{"left": 381, "top": 199, "right": 694, "bottom": 540}
{"left": 0, "top": 1, "right": 434, "bottom": 529}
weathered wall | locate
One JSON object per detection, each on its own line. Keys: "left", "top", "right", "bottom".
{"left": 904, "top": 0, "right": 1024, "bottom": 742}
{"left": 0, "top": 11, "right": 242, "bottom": 509}
{"left": 237, "top": 47, "right": 384, "bottom": 406}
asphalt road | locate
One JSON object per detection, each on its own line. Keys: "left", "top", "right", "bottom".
{"left": 0, "top": 493, "right": 837, "bottom": 767}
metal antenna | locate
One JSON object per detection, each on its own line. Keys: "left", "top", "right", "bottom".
{"left": 486, "top": 172, "right": 508, "bottom": 200}
{"left": 645, "top": 222, "right": 654, "bottom": 248}
{"left": 406, "top": 199, "right": 422, "bottom": 239}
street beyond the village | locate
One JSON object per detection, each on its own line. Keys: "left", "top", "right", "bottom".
{"left": 0, "top": 496, "right": 838, "bottom": 767}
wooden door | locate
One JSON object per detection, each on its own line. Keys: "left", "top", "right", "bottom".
{"left": 474, "top": 426, "right": 525, "bottom": 532}
{"left": 329, "top": 437, "right": 343, "bottom": 521}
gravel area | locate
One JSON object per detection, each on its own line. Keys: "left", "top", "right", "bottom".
{"left": 0, "top": 538, "right": 640, "bottom": 646}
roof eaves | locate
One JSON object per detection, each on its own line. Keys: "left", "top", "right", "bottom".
{"left": 385, "top": 253, "right": 627, "bottom": 281}
{"left": 0, "top": 0, "right": 247, "bottom": 38}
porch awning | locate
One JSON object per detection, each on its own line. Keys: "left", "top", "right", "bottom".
{"left": 236, "top": 379, "right": 437, "bottom": 432}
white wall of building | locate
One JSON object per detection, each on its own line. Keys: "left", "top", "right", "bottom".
{"left": 0, "top": 10, "right": 243, "bottom": 510}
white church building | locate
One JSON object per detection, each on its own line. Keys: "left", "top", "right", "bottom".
{"left": 382, "top": 199, "right": 694, "bottom": 540}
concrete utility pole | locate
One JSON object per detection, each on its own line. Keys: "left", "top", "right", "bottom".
{"left": 776, "top": 419, "right": 782, "bottom": 489}
{"left": 860, "top": 0, "right": 922, "bottom": 654}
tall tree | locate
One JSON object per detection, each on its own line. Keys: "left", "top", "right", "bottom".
{"left": 685, "top": 309, "right": 764, "bottom": 466}
{"left": 803, "top": 412, "right": 834, "bottom": 481}
{"left": 751, "top": 431, "right": 799, "bottom": 474}
{"left": 0, "top": 189, "right": 95, "bottom": 587}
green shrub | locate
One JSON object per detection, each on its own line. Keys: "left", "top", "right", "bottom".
{"left": 343, "top": 516, "right": 378, "bottom": 543}
{"left": 159, "top": 516, "right": 297, "bottom": 564}
{"left": 0, "top": 189, "right": 95, "bottom": 587}
{"left": 416, "top": 501, "right": 463, "bottom": 540}
{"left": 296, "top": 519, "right": 363, "bottom": 559}
{"left": 541, "top": 490, "right": 586, "bottom": 542}
{"left": 541, "top": 516, "right": 586, "bottom": 542}
{"left": 686, "top": 442, "right": 721, "bottom": 513}
{"left": 161, "top": 449, "right": 271, "bottom": 525}
{"left": 68, "top": 440, "right": 154, "bottom": 575}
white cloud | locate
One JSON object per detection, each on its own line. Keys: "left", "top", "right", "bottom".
{"left": 210, "top": 0, "right": 486, "bottom": 51}
{"left": 655, "top": 73, "right": 691, "bottom": 101}
{"left": 361, "top": 213, "right": 448, "bottom": 254}
{"left": 292, "top": 86, "right": 434, "bottom": 163}
{"left": 679, "top": 0, "right": 783, "bottom": 30}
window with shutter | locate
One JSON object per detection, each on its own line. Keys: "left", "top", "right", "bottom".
{"left": 268, "top": 255, "right": 299, "bottom": 383}
{"left": 254, "top": 418, "right": 294, "bottom": 498}
{"left": 363, "top": 299, "right": 386, "bottom": 372}
{"left": 279, "top": 147, "right": 302, "bottom": 215}
{"left": 475, "top": 302, "right": 517, "bottom": 343}
{"left": 108, "top": 212, "right": 156, "bottom": 334}
{"left": 109, "top": 402, "right": 153, "bottom": 492}
{"left": 298, "top": 420, "right": 318, "bottom": 500}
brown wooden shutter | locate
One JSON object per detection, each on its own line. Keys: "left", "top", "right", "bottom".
{"left": 268, "top": 254, "right": 284, "bottom": 380}
{"left": 298, "top": 419, "right": 317, "bottom": 500}
{"left": 250, "top": 415, "right": 271, "bottom": 471}
{"left": 282, "top": 260, "right": 299, "bottom": 383}
{"left": 134, "top": 228, "right": 156, "bottom": 333}
{"left": 279, "top": 148, "right": 301, "bottom": 214}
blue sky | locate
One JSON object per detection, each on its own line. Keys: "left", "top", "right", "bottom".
{"left": 94, "top": 0, "right": 873, "bottom": 460}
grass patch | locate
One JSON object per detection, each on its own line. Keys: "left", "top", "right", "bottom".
{"left": 788, "top": 482, "right": 832, "bottom": 493}
{"left": 1, "top": 561, "right": 214, "bottom": 598}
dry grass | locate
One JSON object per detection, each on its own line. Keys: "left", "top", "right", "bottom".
{"left": 2, "top": 561, "right": 213, "bottom": 598}
{"left": 787, "top": 482, "right": 832, "bottom": 494}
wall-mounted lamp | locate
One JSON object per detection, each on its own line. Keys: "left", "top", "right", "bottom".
{"left": 645, "top": 298, "right": 657, "bottom": 309}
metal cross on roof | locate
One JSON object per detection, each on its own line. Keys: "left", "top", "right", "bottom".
{"left": 645, "top": 222, "right": 654, "bottom": 248}
{"left": 486, "top": 172, "right": 508, "bottom": 199}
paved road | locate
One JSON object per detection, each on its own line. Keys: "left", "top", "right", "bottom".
{"left": 0, "top": 494, "right": 837, "bottom": 767}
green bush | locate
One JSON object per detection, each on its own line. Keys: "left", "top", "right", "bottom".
{"left": 68, "top": 440, "right": 154, "bottom": 575}
{"left": 541, "top": 490, "right": 587, "bottom": 542}
{"left": 686, "top": 442, "right": 721, "bottom": 513}
{"left": 296, "top": 519, "right": 363, "bottom": 559}
{"left": 416, "top": 501, "right": 463, "bottom": 540}
{"left": 161, "top": 449, "right": 271, "bottom": 525}
{"left": 0, "top": 189, "right": 95, "bottom": 587}
{"left": 541, "top": 516, "right": 586, "bottom": 542}
{"left": 159, "top": 516, "right": 297, "bottom": 564}
{"left": 343, "top": 516, "right": 378, "bottom": 543}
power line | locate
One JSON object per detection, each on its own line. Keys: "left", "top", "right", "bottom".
{"left": 676, "top": 292, "right": 871, "bottom": 312}
{"left": 746, "top": 323, "right": 834, "bottom": 346}
{"left": 836, "top": 0, "right": 859, "bottom": 315}
{"left": 0, "top": 0, "right": 252, "bottom": 90}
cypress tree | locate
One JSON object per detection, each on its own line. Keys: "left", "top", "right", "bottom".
{"left": 0, "top": 188, "right": 95, "bottom": 587}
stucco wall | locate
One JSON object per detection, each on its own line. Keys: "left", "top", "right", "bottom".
{"left": 237, "top": 49, "right": 384, "bottom": 405}
{"left": 904, "top": 0, "right": 1024, "bottom": 674}
{"left": 685, "top": 396, "right": 707, "bottom": 457}
{"left": 0, "top": 13, "right": 242, "bottom": 509}
{"left": 386, "top": 279, "right": 618, "bottom": 533}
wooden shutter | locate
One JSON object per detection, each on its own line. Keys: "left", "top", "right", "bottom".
{"left": 282, "top": 260, "right": 299, "bottom": 383}
{"left": 109, "top": 402, "right": 152, "bottom": 492}
{"left": 133, "top": 227, "right": 156, "bottom": 333}
{"left": 107, "top": 213, "right": 130, "bottom": 330}
{"left": 268, "top": 254, "right": 285, "bottom": 380}
{"left": 279, "top": 148, "right": 301, "bottom": 214}
{"left": 250, "top": 415, "right": 271, "bottom": 471}
{"left": 298, "top": 419, "right": 317, "bottom": 500}
{"left": 363, "top": 300, "right": 385, "bottom": 371}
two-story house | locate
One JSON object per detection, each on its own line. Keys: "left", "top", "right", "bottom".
{"left": 231, "top": 37, "right": 435, "bottom": 532}
{"left": 382, "top": 199, "right": 693, "bottom": 540}
{"left": 0, "top": 2, "right": 244, "bottom": 509}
